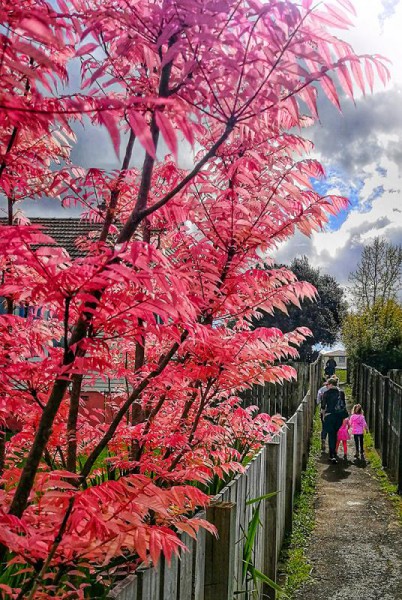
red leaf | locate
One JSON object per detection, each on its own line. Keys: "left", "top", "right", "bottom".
{"left": 19, "top": 16, "right": 59, "bottom": 45}
{"left": 76, "top": 43, "right": 99, "bottom": 57}
{"left": 320, "top": 74, "right": 341, "bottom": 110}
{"left": 128, "top": 112, "right": 156, "bottom": 158}
{"left": 155, "top": 111, "right": 178, "bottom": 159}
{"left": 98, "top": 112, "right": 120, "bottom": 158}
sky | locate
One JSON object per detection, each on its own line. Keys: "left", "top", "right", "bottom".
{"left": 275, "top": 0, "right": 402, "bottom": 289}
{"left": 8, "top": 0, "right": 402, "bottom": 293}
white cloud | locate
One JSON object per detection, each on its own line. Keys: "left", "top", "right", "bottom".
{"left": 273, "top": 1, "right": 402, "bottom": 287}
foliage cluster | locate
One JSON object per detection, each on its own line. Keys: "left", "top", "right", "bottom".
{"left": 0, "top": 0, "right": 387, "bottom": 596}
{"left": 342, "top": 300, "right": 402, "bottom": 374}
{"left": 255, "top": 256, "right": 346, "bottom": 361}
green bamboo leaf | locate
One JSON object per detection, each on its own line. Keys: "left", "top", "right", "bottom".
{"left": 243, "top": 505, "right": 261, "bottom": 579}
{"left": 250, "top": 566, "right": 288, "bottom": 596}
{"left": 246, "top": 491, "right": 278, "bottom": 505}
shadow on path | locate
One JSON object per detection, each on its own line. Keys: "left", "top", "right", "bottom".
{"left": 293, "top": 432, "right": 402, "bottom": 600}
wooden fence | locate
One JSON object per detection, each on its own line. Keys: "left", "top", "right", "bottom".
{"left": 241, "top": 362, "right": 310, "bottom": 420}
{"left": 389, "top": 369, "right": 402, "bottom": 387}
{"left": 109, "top": 358, "right": 321, "bottom": 600}
{"left": 354, "top": 363, "right": 402, "bottom": 494}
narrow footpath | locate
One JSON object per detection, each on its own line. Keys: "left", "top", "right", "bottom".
{"left": 293, "top": 397, "right": 402, "bottom": 600}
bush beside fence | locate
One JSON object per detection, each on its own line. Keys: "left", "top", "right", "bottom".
{"left": 354, "top": 363, "right": 402, "bottom": 494}
{"left": 109, "top": 359, "right": 320, "bottom": 600}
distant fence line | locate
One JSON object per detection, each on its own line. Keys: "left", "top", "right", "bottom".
{"left": 241, "top": 362, "right": 310, "bottom": 420}
{"left": 109, "top": 358, "right": 321, "bottom": 600}
{"left": 354, "top": 363, "right": 402, "bottom": 494}
{"left": 389, "top": 369, "right": 402, "bottom": 387}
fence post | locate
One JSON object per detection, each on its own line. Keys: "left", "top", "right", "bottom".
{"left": 398, "top": 390, "right": 402, "bottom": 495}
{"left": 284, "top": 420, "right": 295, "bottom": 534}
{"left": 204, "top": 502, "right": 236, "bottom": 600}
{"left": 382, "top": 377, "right": 390, "bottom": 469}
{"left": 108, "top": 574, "right": 139, "bottom": 600}
{"left": 263, "top": 440, "right": 280, "bottom": 600}
{"left": 295, "top": 406, "right": 304, "bottom": 494}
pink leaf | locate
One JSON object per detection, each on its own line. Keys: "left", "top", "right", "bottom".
{"left": 336, "top": 0, "right": 357, "bottom": 16}
{"left": 155, "top": 111, "right": 178, "bottom": 159}
{"left": 320, "top": 73, "right": 341, "bottom": 110}
{"left": 365, "top": 57, "right": 375, "bottom": 93}
{"left": 98, "top": 112, "right": 120, "bottom": 158}
{"left": 128, "top": 112, "right": 156, "bottom": 158}
{"left": 350, "top": 58, "right": 365, "bottom": 95}
{"left": 76, "top": 43, "right": 99, "bottom": 57}
{"left": 337, "top": 62, "right": 355, "bottom": 100}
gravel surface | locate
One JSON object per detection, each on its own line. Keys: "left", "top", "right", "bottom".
{"left": 293, "top": 441, "right": 402, "bottom": 600}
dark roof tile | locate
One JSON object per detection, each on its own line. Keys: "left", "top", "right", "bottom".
{"left": 0, "top": 218, "right": 102, "bottom": 257}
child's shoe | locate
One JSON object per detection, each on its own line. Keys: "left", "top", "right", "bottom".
{"left": 344, "top": 454, "right": 348, "bottom": 461}
{"left": 361, "top": 452, "right": 365, "bottom": 461}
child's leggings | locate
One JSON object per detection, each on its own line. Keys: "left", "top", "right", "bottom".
{"left": 354, "top": 434, "right": 364, "bottom": 454}
{"left": 336, "top": 440, "right": 347, "bottom": 454}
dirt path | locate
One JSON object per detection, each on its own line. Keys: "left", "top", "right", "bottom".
{"left": 293, "top": 422, "right": 402, "bottom": 599}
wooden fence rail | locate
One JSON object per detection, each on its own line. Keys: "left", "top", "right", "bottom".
{"left": 109, "top": 358, "right": 321, "bottom": 600}
{"left": 354, "top": 363, "right": 402, "bottom": 494}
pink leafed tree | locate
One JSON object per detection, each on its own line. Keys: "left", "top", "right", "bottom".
{"left": 0, "top": 0, "right": 389, "bottom": 596}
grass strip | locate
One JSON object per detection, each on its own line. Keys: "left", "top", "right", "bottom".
{"left": 278, "top": 408, "right": 321, "bottom": 598}
{"left": 364, "top": 431, "right": 402, "bottom": 524}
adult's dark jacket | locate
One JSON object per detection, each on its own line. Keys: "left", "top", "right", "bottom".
{"left": 321, "top": 387, "right": 346, "bottom": 414}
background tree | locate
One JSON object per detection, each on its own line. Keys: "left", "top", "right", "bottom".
{"left": 342, "top": 300, "right": 402, "bottom": 374}
{"left": 349, "top": 237, "right": 402, "bottom": 310}
{"left": 254, "top": 257, "right": 346, "bottom": 361}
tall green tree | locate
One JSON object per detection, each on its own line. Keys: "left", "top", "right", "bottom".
{"left": 349, "top": 237, "right": 402, "bottom": 310}
{"left": 254, "top": 257, "right": 347, "bottom": 361}
{"left": 342, "top": 300, "right": 402, "bottom": 374}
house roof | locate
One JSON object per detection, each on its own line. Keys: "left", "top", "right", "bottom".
{"left": 1, "top": 218, "right": 102, "bottom": 258}
{"left": 321, "top": 349, "right": 347, "bottom": 357}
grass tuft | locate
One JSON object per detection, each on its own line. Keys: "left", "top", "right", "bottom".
{"left": 364, "top": 431, "right": 402, "bottom": 524}
{"left": 278, "top": 408, "right": 321, "bottom": 597}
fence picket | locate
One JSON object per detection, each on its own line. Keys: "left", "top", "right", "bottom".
{"left": 354, "top": 364, "right": 402, "bottom": 494}
{"left": 110, "top": 359, "right": 321, "bottom": 600}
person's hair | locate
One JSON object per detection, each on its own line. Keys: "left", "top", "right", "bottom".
{"left": 352, "top": 404, "right": 363, "bottom": 414}
{"left": 327, "top": 376, "right": 338, "bottom": 386}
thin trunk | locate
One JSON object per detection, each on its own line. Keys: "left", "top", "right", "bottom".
{"left": 0, "top": 195, "right": 14, "bottom": 479}
{"left": 66, "top": 375, "right": 83, "bottom": 473}
{"left": 130, "top": 220, "right": 151, "bottom": 458}
{"left": 25, "top": 496, "right": 76, "bottom": 600}
{"left": 80, "top": 332, "right": 188, "bottom": 480}
{"left": 0, "top": 433, "right": 5, "bottom": 480}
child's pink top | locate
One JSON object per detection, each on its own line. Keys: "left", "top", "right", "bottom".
{"left": 337, "top": 418, "right": 350, "bottom": 441}
{"left": 350, "top": 413, "right": 367, "bottom": 435}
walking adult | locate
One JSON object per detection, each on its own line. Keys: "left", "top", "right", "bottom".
{"left": 321, "top": 376, "right": 347, "bottom": 463}
{"left": 317, "top": 379, "right": 329, "bottom": 452}
{"left": 324, "top": 357, "right": 337, "bottom": 377}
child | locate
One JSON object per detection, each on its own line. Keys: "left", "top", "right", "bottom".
{"left": 350, "top": 404, "right": 368, "bottom": 460}
{"left": 336, "top": 415, "right": 350, "bottom": 460}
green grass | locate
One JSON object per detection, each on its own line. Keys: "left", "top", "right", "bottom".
{"left": 364, "top": 431, "right": 402, "bottom": 524}
{"left": 335, "top": 369, "right": 347, "bottom": 384}
{"left": 278, "top": 409, "right": 321, "bottom": 597}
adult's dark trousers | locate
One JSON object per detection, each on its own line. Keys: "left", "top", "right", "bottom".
{"left": 320, "top": 413, "right": 327, "bottom": 441}
{"left": 324, "top": 413, "right": 343, "bottom": 458}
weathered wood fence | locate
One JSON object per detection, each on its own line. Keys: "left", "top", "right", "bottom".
{"left": 109, "top": 358, "right": 322, "bottom": 600}
{"left": 389, "top": 369, "right": 402, "bottom": 387}
{"left": 354, "top": 363, "right": 402, "bottom": 494}
{"left": 241, "top": 362, "right": 310, "bottom": 419}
